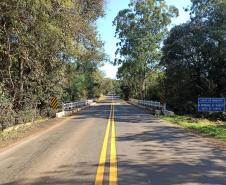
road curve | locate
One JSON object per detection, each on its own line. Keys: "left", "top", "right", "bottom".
{"left": 0, "top": 97, "right": 226, "bottom": 185}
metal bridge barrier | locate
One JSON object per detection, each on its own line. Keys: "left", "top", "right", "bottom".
{"left": 130, "top": 99, "right": 163, "bottom": 110}
{"left": 56, "top": 100, "right": 94, "bottom": 118}
{"left": 129, "top": 98, "right": 174, "bottom": 116}
{"left": 62, "top": 100, "right": 95, "bottom": 111}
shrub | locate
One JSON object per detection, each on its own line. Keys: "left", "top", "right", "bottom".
{"left": 0, "top": 87, "right": 15, "bottom": 131}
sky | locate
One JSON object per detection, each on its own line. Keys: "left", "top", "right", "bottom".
{"left": 97, "top": 0, "right": 192, "bottom": 79}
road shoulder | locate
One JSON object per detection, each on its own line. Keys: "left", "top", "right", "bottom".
{"left": 0, "top": 116, "right": 73, "bottom": 152}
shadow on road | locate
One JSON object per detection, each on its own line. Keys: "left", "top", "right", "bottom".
{"left": 72, "top": 104, "right": 111, "bottom": 121}
{"left": 115, "top": 104, "right": 226, "bottom": 185}
{"left": 73, "top": 102, "right": 158, "bottom": 124}
{"left": 2, "top": 100, "right": 226, "bottom": 185}
{"left": 116, "top": 130, "right": 226, "bottom": 184}
{"left": 1, "top": 162, "right": 95, "bottom": 185}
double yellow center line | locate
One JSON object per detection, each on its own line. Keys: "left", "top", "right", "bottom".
{"left": 95, "top": 103, "right": 118, "bottom": 185}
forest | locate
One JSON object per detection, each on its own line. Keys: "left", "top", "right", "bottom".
{"left": 0, "top": 0, "right": 114, "bottom": 130}
{"left": 114, "top": 0, "right": 226, "bottom": 118}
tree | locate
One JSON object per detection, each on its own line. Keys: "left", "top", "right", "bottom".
{"left": 101, "top": 78, "right": 114, "bottom": 95}
{"left": 0, "top": 0, "right": 106, "bottom": 129}
{"left": 113, "top": 0, "right": 178, "bottom": 99}
{"left": 161, "top": 0, "right": 226, "bottom": 114}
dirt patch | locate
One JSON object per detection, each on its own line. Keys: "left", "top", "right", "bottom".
{"left": 0, "top": 117, "right": 69, "bottom": 151}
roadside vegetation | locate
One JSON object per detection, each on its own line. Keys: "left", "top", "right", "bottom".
{"left": 162, "top": 115, "right": 226, "bottom": 140}
{"left": 0, "top": 0, "right": 115, "bottom": 131}
{"left": 114, "top": 0, "right": 226, "bottom": 121}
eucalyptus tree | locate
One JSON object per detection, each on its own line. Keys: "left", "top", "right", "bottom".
{"left": 113, "top": 0, "right": 178, "bottom": 99}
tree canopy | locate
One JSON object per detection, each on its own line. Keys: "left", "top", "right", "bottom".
{"left": 114, "top": 0, "right": 178, "bottom": 99}
{"left": 161, "top": 0, "right": 226, "bottom": 114}
{"left": 0, "top": 0, "right": 110, "bottom": 130}
{"left": 115, "top": 0, "right": 226, "bottom": 119}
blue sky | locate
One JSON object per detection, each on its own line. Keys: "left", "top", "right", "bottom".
{"left": 97, "top": 0, "right": 191, "bottom": 79}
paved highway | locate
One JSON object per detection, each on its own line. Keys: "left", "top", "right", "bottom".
{"left": 0, "top": 96, "right": 226, "bottom": 185}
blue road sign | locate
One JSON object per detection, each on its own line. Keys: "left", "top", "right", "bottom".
{"left": 198, "top": 98, "right": 225, "bottom": 112}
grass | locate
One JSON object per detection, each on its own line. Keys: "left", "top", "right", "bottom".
{"left": 161, "top": 115, "right": 226, "bottom": 140}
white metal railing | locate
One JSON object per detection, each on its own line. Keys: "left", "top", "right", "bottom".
{"left": 130, "top": 98, "right": 164, "bottom": 110}
{"left": 62, "top": 100, "right": 93, "bottom": 111}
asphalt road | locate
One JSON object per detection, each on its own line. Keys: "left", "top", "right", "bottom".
{"left": 0, "top": 96, "right": 226, "bottom": 185}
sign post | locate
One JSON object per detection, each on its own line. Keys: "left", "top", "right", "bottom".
{"left": 198, "top": 98, "right": 225, "bottom": 112}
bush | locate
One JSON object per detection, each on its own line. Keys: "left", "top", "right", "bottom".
{"left": 0, "top": 87, "right": 15, "bottom": 131}
{"left": 14, "top": 106, "right": 40, "bottom": 125}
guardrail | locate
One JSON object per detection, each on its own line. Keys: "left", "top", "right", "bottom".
{"left": 56, "top": 99, "right": 94, "bottom": 118}
{"left": 129, "top": 98, "right": 175, "bottom": 115}
{"left": 62, "top": 100, "right": 93, "bottom": 111}
{"left": 130, "top": 99, "right": 164, "bottom": 110}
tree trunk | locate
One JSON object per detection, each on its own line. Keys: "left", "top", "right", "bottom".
{"left": 18, "top": 57, "right": 24, "bottom": 108}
